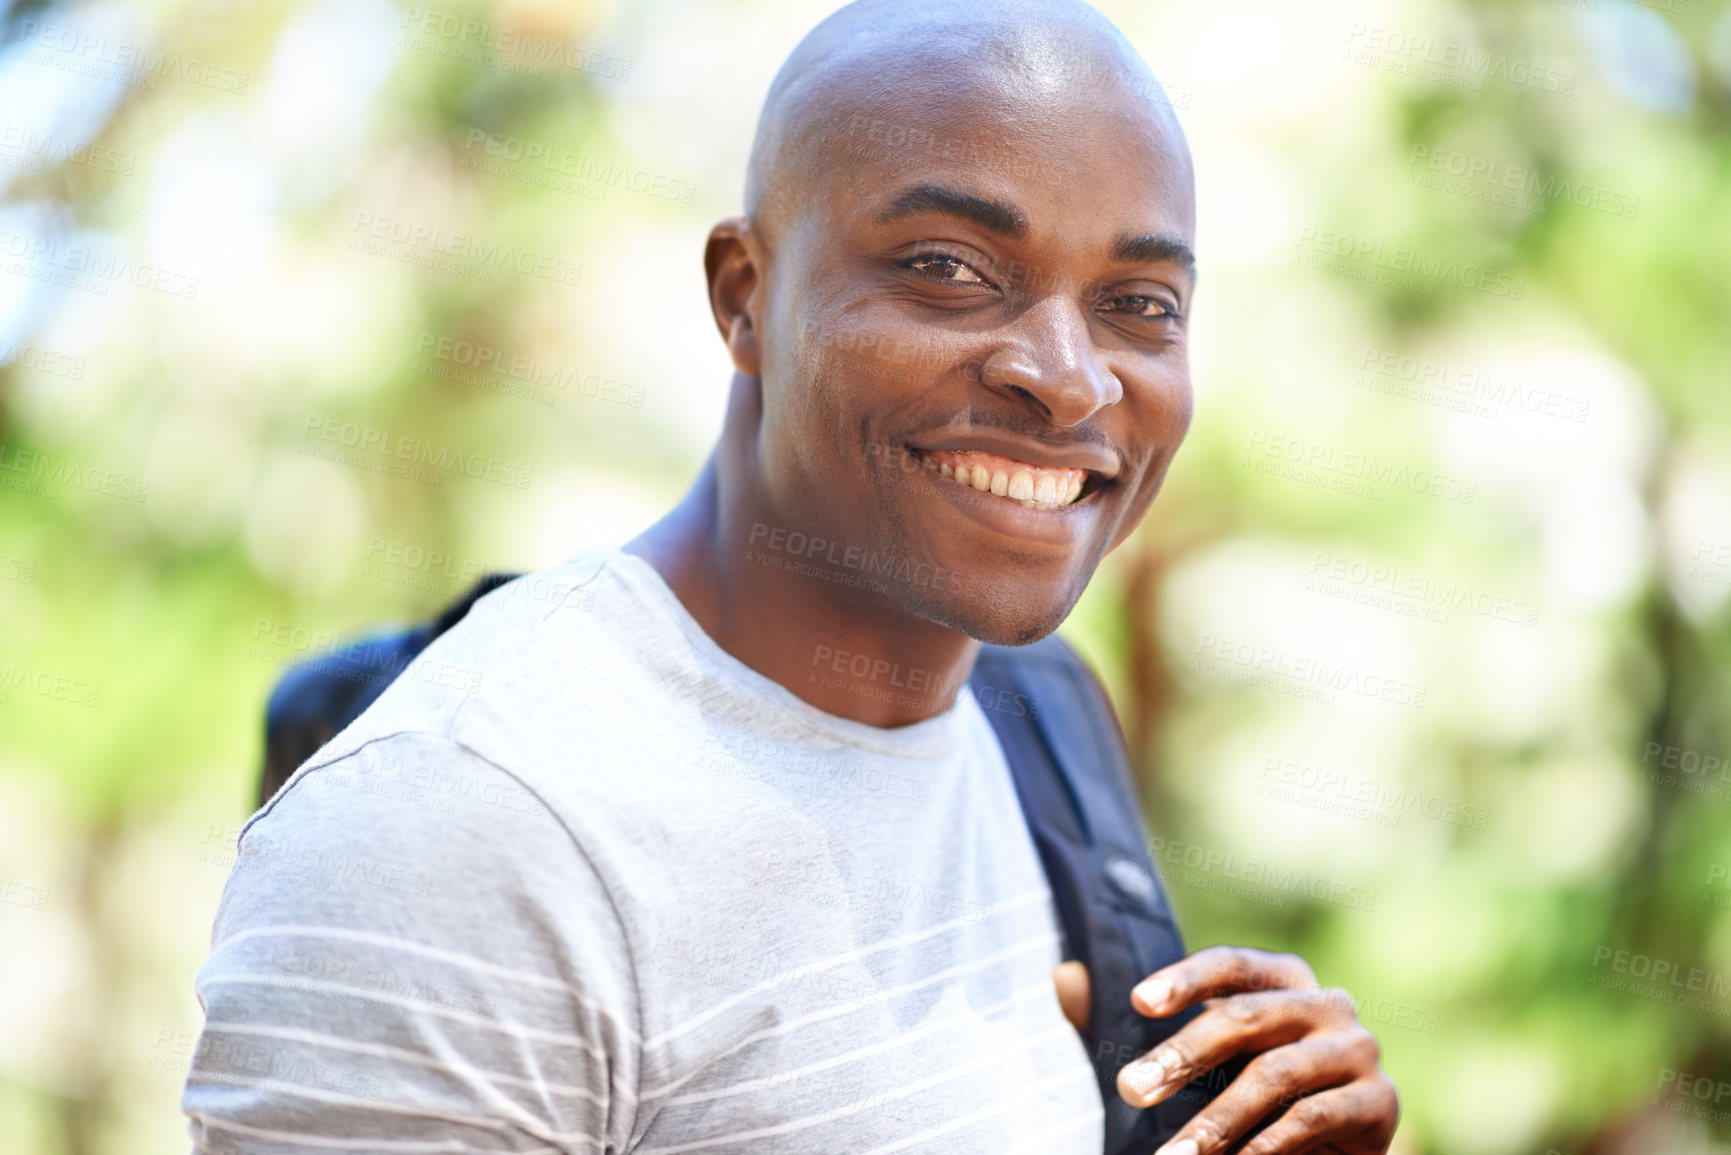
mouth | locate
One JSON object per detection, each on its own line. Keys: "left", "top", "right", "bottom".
{"left": 907, "top": 447, "right": 1104, "bottom": 513}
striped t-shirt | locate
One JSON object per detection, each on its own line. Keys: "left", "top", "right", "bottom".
{"left": 182, "top": 546, "right": 1105, "bottom": 1154}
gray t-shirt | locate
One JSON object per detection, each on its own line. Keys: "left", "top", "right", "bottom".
{"left": 182, "top": 546, "right": 1104, "bottom": 1154}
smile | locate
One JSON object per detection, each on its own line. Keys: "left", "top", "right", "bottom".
{"left": 909, "top": 448, "right": 1094, "bottom": 512}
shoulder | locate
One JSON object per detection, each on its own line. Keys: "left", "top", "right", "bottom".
{"left": 224, "top": 732, "right": 617, "bottom": 958}
{"left": 205, "top": 730, "right": 641, "bottom": 1057}
{"left": 280, "top": 548, "right": 651, "bottom": 777}
{"left": 188, "top": 731, "right": 642, "bottom": 1151}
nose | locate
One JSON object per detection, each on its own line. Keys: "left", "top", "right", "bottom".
{"left": 974, "top": 294, "right": 1123, "bottom": 427}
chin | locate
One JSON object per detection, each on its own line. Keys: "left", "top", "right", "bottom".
{"left": 893, "top": 572, "right": 1083, "bottom": 648}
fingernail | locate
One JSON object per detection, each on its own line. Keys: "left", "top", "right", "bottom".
{"left": 1120, "top": 1058, "right": 1167, "bottom": 1098}
{"left": 1133, "top": 977, "right": 1171, "bottom": 1009}
{"left": 1155, "top": 1141, "right": 1198, "bottom": 1155}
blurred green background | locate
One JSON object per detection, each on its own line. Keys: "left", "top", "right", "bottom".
{"left": 1, "top": 0, "right": 1729, "bottom": 1151}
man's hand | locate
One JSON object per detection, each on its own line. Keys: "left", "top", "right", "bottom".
{"left": 1115, "top": 945, "right": 1398, "bottom": 1155}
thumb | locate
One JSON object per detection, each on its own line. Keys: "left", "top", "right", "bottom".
{"left": 1052, "top": 961, "right": 1091, "bottom": 1033}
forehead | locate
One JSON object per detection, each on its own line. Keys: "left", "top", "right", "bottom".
{"left": 816, "top": 77, "right": 1194, "bottom": 246}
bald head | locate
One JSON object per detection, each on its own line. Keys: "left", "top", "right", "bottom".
{"left": 691, "top": 0, "right": 1200, "bottom": 649}
{"left": 744, "top": 0, "right": 1189, "bottom": 241}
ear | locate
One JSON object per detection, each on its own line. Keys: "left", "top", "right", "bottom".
{"left": 704, "top": 216, "right": 763, "bottom": 377}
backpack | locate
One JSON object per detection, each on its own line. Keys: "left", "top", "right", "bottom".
{"left": 260, "top": 573, "right": 1229, "bottom": 1151}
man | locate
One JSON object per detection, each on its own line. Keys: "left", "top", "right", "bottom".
{"left": 183, "top": 0, "right": 1398, "bottom": 1151}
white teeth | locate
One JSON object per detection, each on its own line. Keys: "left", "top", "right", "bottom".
{"left": 926, "top": 453, "right": 1092, "bottom": 510}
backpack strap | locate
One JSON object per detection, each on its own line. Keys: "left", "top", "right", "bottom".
{"left": 970, "top": 637, "right": 1222, "bottom": 1151}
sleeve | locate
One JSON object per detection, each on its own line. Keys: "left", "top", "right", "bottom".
{"left": 181, "top": 733, "right": 641, "bottom": 1155}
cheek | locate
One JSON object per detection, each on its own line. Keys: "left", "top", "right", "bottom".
{"left": 821, "top": 302, "right": 980, "bottom": 398}
{"left": 1167, "top": 376, "right": 1196, "bottom": 438}
{"left": 1137, "top": 360, "right": 1195, "bottom": 445}
{"left": 1120, "top": 360, "right": 1193, "bottom": 445}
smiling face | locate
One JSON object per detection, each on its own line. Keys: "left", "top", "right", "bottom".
{"left": 729, "top": 10, "right": 1195, "bottom": 646}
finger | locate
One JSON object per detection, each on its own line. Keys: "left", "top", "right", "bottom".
{"left": 1132, "top": 945, "right": 1321, "bottom": 1018}
{"left": 1145, "top": 1031, "right": 1380, "bottom": 1155}
{"left": 1117, "top": 988, "right": 1359, "bottom": 1108}
{"left": 1052, "top": 961, "right": 1090, "bottom": 1033}
{"left": 1237, "top": 1072, "right": 1400, "bottom": 1155}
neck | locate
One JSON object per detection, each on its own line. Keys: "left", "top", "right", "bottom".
{"left": 624, "top": 372, "right": 980, "bottom": 728}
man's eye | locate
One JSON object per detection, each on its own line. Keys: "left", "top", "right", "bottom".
{"left": 1100, "top": 293, "right": 1176, "bottom": 319}
{"left": 903, "top": 254, "right": 987, "bottom": 284}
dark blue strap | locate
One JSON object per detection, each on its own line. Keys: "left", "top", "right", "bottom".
{"left": 971, "top": 637, "right": 1223, "bottom": 1151}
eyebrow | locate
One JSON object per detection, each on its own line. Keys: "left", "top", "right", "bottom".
{"left": 875, "top": 182, "right": 1197, "bottom": 282}
{"left": 1114, "top": 232, "right": 1197, "bottom": 282}
{"left": 875, "top": 184, "right": 1027, "bottom": 238}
